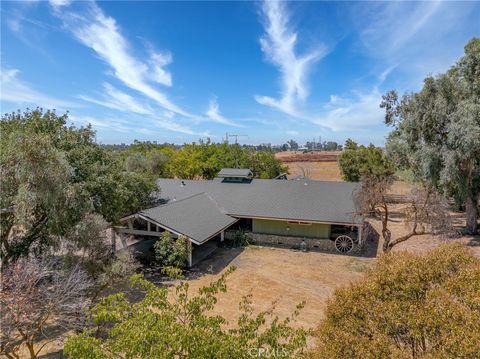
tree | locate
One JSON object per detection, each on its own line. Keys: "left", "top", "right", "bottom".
{"left": 339, "top": 139, "right": 395, "bottom": 182}
{"left": 0, "top": 118, "right": 85, "bottom": 264}
{"left": 64, "top": 267, "right": 309, "bottom": 358}
{"left": 0, "top": 109, "right": 156, "bottom": 264}
{"left": 165, "top": 142, "right": 287, "bottom": 180}
{"left": 311, "top": 243, "right": 480, "bottom": 358}
{"left": 355, "top": 174, "right": 454, "bottom": 252}
{"left": 0, "top": 259, "right": 92, "bottom": 359}
{"left": 287, "top": 139, "right": 299, "bottom": 151}
{"left": 154, "top": 232, "right": 189, "bottom": 268}
{"left": 381, "top": 38, "right": 480, "bottom": 233}
{"left": 124, "top": 152, "right": 149, "bottom": 173}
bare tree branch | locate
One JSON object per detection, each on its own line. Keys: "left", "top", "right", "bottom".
{"left": 0, "top": 258, "right": 92, "bottom": 358}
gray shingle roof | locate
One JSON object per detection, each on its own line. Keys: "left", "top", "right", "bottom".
{"left": 155, "top": 178, "right": 363, "bottom": 225}
{"left": 140, "top": 193, "right": 238, "bottom": 244}
{"left": 217, "top": 168, "right": 253, "bottom": 178}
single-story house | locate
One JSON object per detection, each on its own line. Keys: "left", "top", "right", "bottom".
{"left": 117, "top": 168, "right": 364, "bottom": 266}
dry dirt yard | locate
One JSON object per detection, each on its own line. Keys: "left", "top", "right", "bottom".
{"left": 184, "top": 227, "right": 480, "bottom": 347}
{"left": 186, "top": 246, "right": 376, "bottom": 331}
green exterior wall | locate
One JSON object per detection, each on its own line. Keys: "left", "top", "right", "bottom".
{"left": 252, "top": 219, "right": 331, "bottom": 239}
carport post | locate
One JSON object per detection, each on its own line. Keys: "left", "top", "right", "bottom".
{"left": 220, "top": 230, "right": 225, "bottom": 242}
{"left": 187, "top": 239, "right": 193, "bottom": 267}
{"left": 358, "top": 224, "right": 363, "bottom": 245}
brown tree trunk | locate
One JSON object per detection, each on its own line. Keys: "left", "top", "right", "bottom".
{"left": 466, "top": 195, "right": 478, "bottom": 234}
{"left": 110, "top": 227, "right": 116, "bottom": 255}
{"left": 25, "top": 341, "right": 36, "bottom": 359}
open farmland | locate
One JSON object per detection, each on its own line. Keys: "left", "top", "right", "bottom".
{"left": 275, "top": 151, "right": 343, "bottom": 181}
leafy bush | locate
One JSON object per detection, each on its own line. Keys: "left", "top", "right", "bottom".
{"left": 64, "top": 267, "right": 310, "bottom": 358}
{"left": 311, "top": 243, "right": 480, "bottom": 358}
{"left": 154, "top": 232, "right": 189, "bottom": 268}
{"left": 339, "top": 139, "right": 395, "bottom": 182}
{"left": 229, "top": 230, "right": 251, "bottom": 247}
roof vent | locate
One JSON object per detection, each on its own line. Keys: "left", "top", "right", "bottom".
{"left": 217, "top": 168, "right": 253, "bottom": 183}
{"left": 217, "top": 168, "right": 253, "bottom": 179}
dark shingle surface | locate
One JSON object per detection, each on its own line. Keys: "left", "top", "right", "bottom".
{"left": 141, "top": 193, "right": 238, "bottom": 244}
{"left": 155, "top": 178, "right": 363, "bottom": 225}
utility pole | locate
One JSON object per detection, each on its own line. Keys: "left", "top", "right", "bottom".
{"left": 228, "top": 133, "right": 248, "bottom": 144}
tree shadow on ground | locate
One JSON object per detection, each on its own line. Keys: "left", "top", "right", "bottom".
{"left": 187, "top": 246, "right": 245, "bottom": 278}
{"left": 361, "top": 222, "right": 380, "bottom": 258}
{"left": 464, "top": 233, "right": 480, "bottom": 248}
{"left": 38, "top": 349, "right": 64, "bottom": 358}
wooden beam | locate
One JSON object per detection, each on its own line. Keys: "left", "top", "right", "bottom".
{"left": 116, "top": 228, "right": 164, "bottom": 237}
{"left": 187, "top": 239, "right": 193, "bottom": 267}
{"left": 232, "top": 214, "right": 362, "bottom": 227}
{"left": 358, "top": 225, "right": 363, "bottom": 245}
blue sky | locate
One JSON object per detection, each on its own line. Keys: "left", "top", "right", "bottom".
{"left": 1, "top": 1, "right": 479, "bottom": 145}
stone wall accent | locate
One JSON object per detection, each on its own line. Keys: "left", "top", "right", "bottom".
{"left": 249, "top": 232, "right": 337, "bottom": 252}
{"left": 225, "top": 230, "right": 364, "bottom": 254}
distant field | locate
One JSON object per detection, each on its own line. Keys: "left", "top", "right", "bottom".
{"left": 275, "top": 150, "right": 341, "bottom": 163}
{"left": 275, "top": 151, "right": 415, "bottom": 197}
{"left": 275, "top": 151, "right": 343, "bottom": 181}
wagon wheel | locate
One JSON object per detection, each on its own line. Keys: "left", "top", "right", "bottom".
{"left": 335, "top": 235, "right": 354, "bottom": 253}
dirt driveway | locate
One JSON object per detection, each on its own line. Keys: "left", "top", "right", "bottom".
{"left": 186, "top": 246, "right": 375, "bottom": 331}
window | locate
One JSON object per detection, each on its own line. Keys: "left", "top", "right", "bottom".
{"left": 287, "top": 221, "right": 312, "bottom": 226}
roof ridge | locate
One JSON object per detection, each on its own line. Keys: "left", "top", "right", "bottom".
{"left": 204, "top": 192, "right": 227, "bottom": 214}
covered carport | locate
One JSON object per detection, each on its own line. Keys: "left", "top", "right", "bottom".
{"left": 117, "top": 192, "right": 238, "bottom": 266}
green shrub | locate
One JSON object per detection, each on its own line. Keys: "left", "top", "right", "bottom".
{"left": 229, "top": 230, "right": 250, "bottom": 247}
{"left": 154, "top": 232, "right": 188, "bottom": 268}
{"left": 339, "top": 139, "right": 395, "bottom": 182}
{"left": 311, "top": 243, "right": 480, "bottom": 358}
{"left": 64, "top": 267, "right": 310, "bottom": 358}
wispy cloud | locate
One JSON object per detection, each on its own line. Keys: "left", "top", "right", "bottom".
{"left": 49, "top": 0, "right": 71, "bottom": 9}
{"left": 205, "top": 97, "right": 242, "bottom": 127}
{"left": 70, "top": 115, "right": 131, "bottom": 133}
{"left": 154, "top": 117, "right": 210, "bottom": 137}
{"left": 79, "top": 83, "right": 153, "bottom": 115}
{"left": 314, "top": 88, "right": 384, "bottom": 132}
{"left": 255, "top": 0, "right": 327, "bottom": 116}
{"left": 54, "top": 2, "right": 191, "bottom": 117}
{"left": 0, "top": 67, "right": 75, "bottom": 110}
{"left": 352, "top": 1, "right": 478, "bottom": 81}
{"left": 71, "top": 112, "right": 208, "bottom": 137}
{"left": 358, "top": 1, "right": 442, "bottom": 56}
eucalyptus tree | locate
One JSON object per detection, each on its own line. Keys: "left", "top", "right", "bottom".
{"left": 0, "top": 109, "right": 155, "bottom": 264}
{"left": 381, "top": 38, "right": 480, "bottom": 233}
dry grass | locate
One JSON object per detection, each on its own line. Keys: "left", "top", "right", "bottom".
{"left": 186, "top": 245, "right": 374, "bottom": 348}
{"left": 275, "top": 151, "right": 341, "bottom": 163}
{"left": 285, "top": 161, "right": 343, "bottom": 181}
{"left": 275, "top": 151, "right": 343, "bottom": 181}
